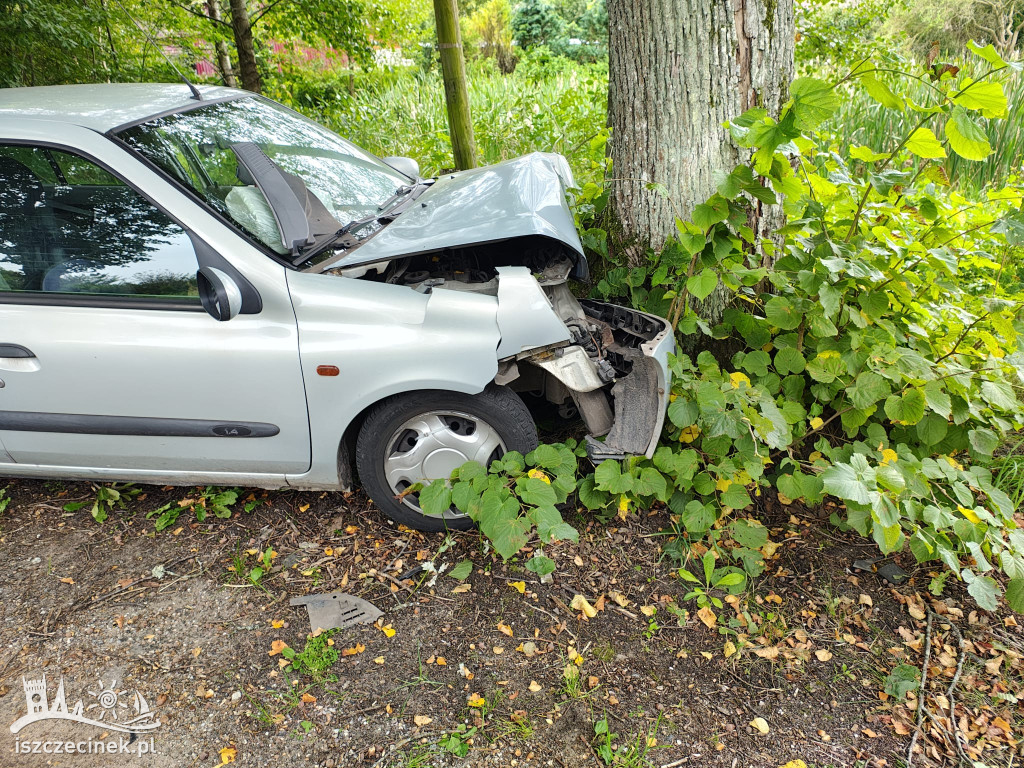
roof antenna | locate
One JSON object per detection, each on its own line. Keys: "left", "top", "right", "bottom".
{"left": 108, "top": 0, "right": 204, "bottom": 101}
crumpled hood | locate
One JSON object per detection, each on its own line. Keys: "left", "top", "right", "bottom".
{"left": 327, "top": 152, "right": 587, "bottom": 276}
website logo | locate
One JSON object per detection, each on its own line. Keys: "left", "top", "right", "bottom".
{"left": 11, "top": 675, "right": 159, "bottom": 735}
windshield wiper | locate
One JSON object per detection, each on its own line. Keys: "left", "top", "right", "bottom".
{"left": 291, "top": 182, "right": 431, "bottom": 267}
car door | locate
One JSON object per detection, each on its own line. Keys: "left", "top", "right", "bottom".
{"left": 0, "top": 140, "right": 310, "bottom": 478}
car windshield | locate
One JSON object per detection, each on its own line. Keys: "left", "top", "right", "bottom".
{"left": 118, "top": 97, "right": 412, "bottom": 256}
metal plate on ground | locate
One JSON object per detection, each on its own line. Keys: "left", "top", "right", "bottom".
{"left": 289, "top": 592, "right": 383, "bottom": 631}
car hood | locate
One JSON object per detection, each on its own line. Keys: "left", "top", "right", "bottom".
{"left": 324, "top": 152, "right": 587, "bottom": 276}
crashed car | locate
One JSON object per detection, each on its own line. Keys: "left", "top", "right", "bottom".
{"left": 0, "top": 84, "right": 673, "bottom": 531}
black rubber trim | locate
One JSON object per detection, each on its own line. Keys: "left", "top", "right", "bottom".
{"left": 0, "top": 344, "right": 35, "bottom": 358}
{"left": 0, "top": 411, "right": 280, "bottom": 438}
{"left": 189, "top": 234, "right": 262, "bottom": 313}
{"left": 0, "top": 292, "right": 203, "bottom": 311}
{"left": 105, "top": 93, "right": 248, "bottom": 135}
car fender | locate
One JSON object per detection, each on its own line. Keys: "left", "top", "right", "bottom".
{"left": 285, "top": 270, "right": 503, "bottom": 488}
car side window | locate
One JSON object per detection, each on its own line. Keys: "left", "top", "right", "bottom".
{"left": 0, "top": 144, "right": 200, "bottom": 302}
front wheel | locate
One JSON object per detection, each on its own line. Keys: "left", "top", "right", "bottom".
{"left": 355, "top": 386, "right": 539, "bottom": 531}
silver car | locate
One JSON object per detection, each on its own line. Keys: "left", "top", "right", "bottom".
{"left": 0, "top": 84, "right": 673, "bottom": 531}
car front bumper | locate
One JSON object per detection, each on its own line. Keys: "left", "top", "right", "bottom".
{"left": 578, "top": 301, "right": 675, "bottom": 461}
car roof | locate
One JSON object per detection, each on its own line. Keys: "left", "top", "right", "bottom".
{"left": 0, "top": 83, "right": 246, "bottom": 132}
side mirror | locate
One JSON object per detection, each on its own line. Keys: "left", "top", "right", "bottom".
{"left": 197, "top": 266, "right": 242, "bottom": 321}
{"left": 382, "top": 156, "right": 420, "bottom": 179}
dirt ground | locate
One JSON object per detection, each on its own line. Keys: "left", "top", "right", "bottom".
{"left": 1, "top": 478, "right": 1021, "bottom": 768}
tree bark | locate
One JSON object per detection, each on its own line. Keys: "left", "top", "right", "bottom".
{"left": 434, "top": 0, "right": 478, "bottom": 170}
{"left": 207, "top": 0, "right": 237, "bottom": 87}
{"left": 607, "top": 0, "right": 795, "bottom": 316}
{"left": 228, "top": 0, "right": 260, "bottom": 93}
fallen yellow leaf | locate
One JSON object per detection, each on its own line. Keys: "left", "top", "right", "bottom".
{"left": 341, "top": 643, "right": 365, "bottom": 657}
{"left": 497, "top": 621, "right": 513, "bottom": 636}
{"left": 815, "top": 649, "right": 833, "bottom": 662}
{"left": 219, "top": 746, "right": 237, "bottom": 765}
{"left": 452, "top": 583, "right": 472, "bottom": 594}
{"left": 373, "top": 656, "right": 385, "bottom": 665}
{"left": 59, "top": 577, "right": 74, "bottom": 585}
{"left": 378, "top": 623, "right": 396, "bottom": 638}
{"left": 301, "top": 693, "right": 316, "bottom": 703}
{"left": 697, "top": 605, "right": 717, "bottom": 629}
{"left": 298, "top": 503, "right": 310, "bottom": 512}
{"left": 640, "top": 604, "right": 657, "bottom": 617}
{"left": 528, "top": 680, "right": 542, "bottom": 692}
{"left": 723, "top": 640, "right": 737, "bottom": 658}
{"left": 750, "top": 717, "right": 770, "bottom": 735}
{"left": 467, "top": 693, "right": 486, "bottom": 708}
{"left": 271, "top": 619, "right": 284, "bottom": 629}
{"left": 268, "top": 640, "right": 289, "bottom": 657}
{"left": 570, "top": 594, "right": 598, "bottom": 619}
{"left": 510, "top": 581, "right": 526, "bottom": 594}
{"left": 414, "top": 715, "right": 432, "bottom": 726}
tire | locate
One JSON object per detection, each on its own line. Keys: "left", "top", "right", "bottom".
{"left": 355, "top": 385, "right": 539, "bottom": 532}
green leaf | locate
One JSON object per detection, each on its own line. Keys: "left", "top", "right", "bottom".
{"left": 905, "top": 127, "right": 946, "bottom": 159}
{"left": 916, "top": 413, "right": 948, "bottom": 446}
{"left": 968, "top": 428, "right": 1000, "bottom": 455}
{"left": 884, "top": 389, "right": 926, "bottom": 425}
{"left": 687, "top": 268, "right": 719, "bottom": 301}
{"left": 923, "top": 380, "right": 952, "bottom": 418}
{"left": 692, "top": 200, "right": 729, "bottom": 231}
{"left": 966, "top": 572, "right": 1000, "bottom": 612}
{"left": 479, "top": 495, "right": 530, "bottom": 560}
{"left": 577, "top": 475, "right": 612, "bottom": 509}
{"left": 721, "top": 483, "right": 752, "bottom": 510}
{"left": 730, "top": 518, "right": 768, "bottom": 549}
{"left": 883, "top": 664, "right": 920, "bottom": 698}
{"left": 633, "top": 467, "right": 669, "bottom": 499}
{"left": 954, "top": 79, "right": 1008, "bottom": 119}
{"left": 1005, "top": 578, "right": 1024, "bottom": 613}
{"left": 419, "top": 481, "right": 452, "bottom": 517}
{"left": 967, "top": 39, "right": 1009, "bottom": 68}
{"left": 676, "top": 498, "right": 715, "bottom": 534}
{"left": 945, "top": 106, "right": 992, "bottom": 161}
{"left": 774, "top": 347, "right": 806, "bottom": 375}
{"left": 789, "top": 77, "right": 839, "bottom": 129}
{"left": 862, "top": 71, "right": 904, "bottom": 110}
{"left": 849, "top": 145, "right": 889, "bottom": 163}
{"left": 526, "top": 555, "right": 556, "bottom": 578}
{"left": 449, "top": 559, "right": 473, "bottom": 580}
{"left": 667, "top": 398, "right": 699, "bottom": 429}
{"left": 515, "top": 477, "right": 558, "bottom": 507}
{"left": 594, "top": 460, "right": 632, "bottom": 494}
{"left": 764, "top": 296, "right": 801, "bottom": 330}
{"left": 848, "top": 371, "right": 890, "bottom": 409}
{"left": 821, "top": 462, "right": 872, "bottom": 505}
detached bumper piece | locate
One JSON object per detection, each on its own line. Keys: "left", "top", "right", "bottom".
{"left": 584, "top": 349, "right": 660, "bottom": 461}
{"left": 579, "top": 300, "right": 674, "bottom": 463}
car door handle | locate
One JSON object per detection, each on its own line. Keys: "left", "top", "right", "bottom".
{"left": 0, "top": 344, "right": 40, "bottom": 373}
{"left": 0, "top": 344, "right": 34, "bottom": 358}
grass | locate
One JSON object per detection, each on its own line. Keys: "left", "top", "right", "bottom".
{"left": 270, "top": 57, "right": 609, "bottom": 184}
{"left": 991, "top": 436, "right": 1024, "bottom": 509}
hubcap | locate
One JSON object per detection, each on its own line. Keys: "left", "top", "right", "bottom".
{"left": 384, "top": 410, "right": 505, "bottom": 518}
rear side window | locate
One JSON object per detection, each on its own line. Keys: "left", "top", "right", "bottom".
{"left": 0, "top": 144, "right": 200, "bottom": 302}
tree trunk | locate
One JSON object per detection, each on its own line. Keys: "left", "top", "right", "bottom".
{"left": 228, "top": 0, "right": 260, "bottom": 93}
{"left": 433, "top": 0, "right": 478, "bottom": 170}
{"left": 607, "top": 0, "right": 795, "bottom": 314}
{"left": 207, "top": 0, "right": 236, "bottom": 87}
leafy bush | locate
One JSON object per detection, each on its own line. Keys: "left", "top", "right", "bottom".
{"left": 429, "top": 44, "right": 1024, "bottom": 613}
